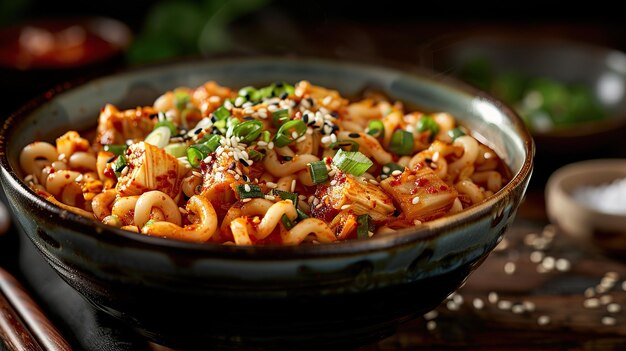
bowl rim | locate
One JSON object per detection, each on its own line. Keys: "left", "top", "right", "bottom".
{"left": 421, "top": 31, "right": 626, "bottom": 139}
{"left": 546, "top": 158, "right": 626, "bottom": 220}
{"left": 0, "top": 56, "right": 534, "bottom": 258}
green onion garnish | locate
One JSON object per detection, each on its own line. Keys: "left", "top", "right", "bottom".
{"left": 274, "top": 120, "right": 306, "bottom": 147}
{"left": 201, "top": 134, "right": 221, "bottom": 153}
{"left": 154, "top": 120, "right": 177, "bottom": 134}
{"left": 328, "top": 140, "right": 360, "bottom": 152}
{"left": 447, "top": 127, "right": 466, "bottom": 140}
{"left": 381, "top": 163, "right": 404, "bottom": 178}
{"left": 272, "top": 109, "right": 290, "bottom": 127}
{"left": 164, "top": 143, "right": 188, "bottom": 158}
{"left": 296, "top": 208, "right": 309, "bottom": 221}
{"left": 232, "top": 120, "right": 263, "bottom": 144}
{"left": 261, "top": 130, "right": 271, "bottom": 143}
{"left": 281, "top": 215, "right": 295, "bottom": 230}
{"left": 144, "top": 126, "right": 171, "bottom": 148}
{"left": 213, "top": 106, "right": 230, "bottom": 121}
{"left": 367, "top": 120, "right": 385, "bottom": 138}
{"left": 332, "top": 149, "right": 373, "bottom": 176}
{"left": 174, "top": 91, "right": 190, "bottom": 111}
{"left": 236, "top": 184, "right": 264, "bottom": 199}
{"left": 103, "top": 144, "right": 127, "bottom": 156}
{"left": 389, "top": 130, "right": 414, "bottom": 156}
{"left": 416, "top": 116, "right": 440, "bottom": 141}
{"left": 308, "top": 160, "right": 329, "bottom": 184}
{"left": 272, "top": 189, "right": 298, "bottom": 205}
{"left": 186, "top": 147, "right": 204, "bottom": 168}
{"left": 238, "top": 86, "right": 257, "bottom": 99}
{"left": 112, "top": 155, "right": 127, "bottom": 177}
{"left": 248, "top": 149, "right": 265, "bottom": 161}
{"left": 356, "top": 214, "right": 373, "bottom": 239}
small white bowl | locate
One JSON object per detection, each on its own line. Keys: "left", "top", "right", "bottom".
{"left": 546, "top": 159, "right": 626, "bottom": 255}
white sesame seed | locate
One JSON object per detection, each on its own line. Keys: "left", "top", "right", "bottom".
{"left": 242, "top": 102, "right": 253, "bottom": 109}
{"left": 601, "top": 277, "right": 617, "bottom": 289}
{"left": 432, "top": 152, "right": 440, "bottom": 162}
{"left": 600, "top": 295, "right": 613, "bottom": 305}
{"left": 292, "top": 131, "right": 299, "bottom": 139}
{"left": 584, "top": 298, "right": 600, "bottom": 308}
{"left": 209, "top": 95, "right": 220, "bottom": 104}
{"left": 426, "top": 320, "right": 437, "bottom": 331}
{"left": 382, "top": 166, "right": 391, "bottom": 173}
{"left": 296, "top": 136, "right": 307, "bottom": 143}
{"left": 555, "top": 258, "right": 571, "bottom": 272}
{"left": 58, "top": 153, "right": 66, "bottom": 160}
{"left": 413, "top": 219, "right": 422, "bottom": 225}
{"left": 542, "top": 256, "right": 556, "bottom": 270}
{"left": 446, "top": 300, "right": 459, "bottom": 311}
{"left": 340, "top": 204, "right": 350, "bottom": 210}
{"left": 243, "top": 107, "right": 254, "bottom": 115}
{"left": 488, "top": 292, "right": 499, "bottom": 304}
{"left": 264, "top": 195, "right": 276, "bottom": 201}
{"left": 512, "top": 304, "right": 525, "bottom": 314}
{"left": 504, "top": 262, "right": 516, "bottom": 275}
{"left": 192, "top": 171, "right": 202, "bottom": 178}
{"left": 330, "top": 134, "right": 337, "bottom": 143}
{"left": 423, "top": 310, "right": 438, "bottom": 320}
{"left": 267, "top": 104, "right": 278, "bottom": 112}
{"left": 497, "top": 300, "right": 512, "bottom": 310}
{"left": 321, "top": 136, "right": 331, "bottom": 144}
{"left": 224, "top": 100, "right": 233, "bottom": 110}
{"left": 412, "top": 197, "right": 420, "bottom": 205}
{"left": 472, "top": 298, "right": 484, "bottom": 310}
{"left": 234, "top": 174, "right": 240, "bottom": 180}
{"left": 606, "top": 272, "right": 620, "bottom": 280}
{"left": 266, "top": 182, "right": 277, "bottom": 189}
{"left": 522, "top": 301, "right": 535, "bottom": 312}
{"left": 452, "top": 294, "right": 463, "bottom": 305}
{"left": 178, "top": 207, "right": 188, "bottom": 215}
{"left": 537, "top": 315, "right": 550, "bottom": 326}
{"left": 391, "top": 170, "right": 402, "bottom": 176}
{"left": 323, "top": 96, "right": 332, "bottom": 105}
{"left": 584, "top": 288, "right": 596, "bottom": 298}
{"left": 258, "top": 110, "right": 268, "bottom": 119}
{"left": 121, "top": 166, "right": 129, "bottom": 176}
{"left": 602, "top": 316, "right": 616, "bottom": 326}
{"left": 530, "top": 251, "right": 545, "bottom": 263}
{"left": 524, "top": 233, "right": 538, "bottom": 246}
{"left": 242, "top": 198, "right": 252, "bottom": 203}
{"left": 235, "top": 97, "right": 245, "bottom": 107}
{"left": 24, "top": 174, "right": 33, "bottom": 182}
{"left": 75, "top": 174, "right": 83, "bottom": 183}
{"left": 368, "top": 179, "right": 379, "bottom": 185}
{"left": 596, "top": 285, "right": 609, "bottom": 294}
{"left": 268, "top": 142, "right": 274, "bottom": 150}
{"left": 244, "top": 184, "right": 251, "bottom": 192}
{"left": 330, "top": 180, "right": 337, "bottom": 186}
{"left": 291, "top": 179, "right": 296, "bottom": 192}
{"left": 607, "top": 303, "right": 621, "bottom": 313}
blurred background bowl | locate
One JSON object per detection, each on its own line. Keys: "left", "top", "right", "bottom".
{"left": 421, "top": 33, "right": 626, "bottom": 183}
{"left": 0, "top": 57, "right": 533, "bottom": 350}
{"left": 546, "top": 159, "right": 626, "bottom": 257}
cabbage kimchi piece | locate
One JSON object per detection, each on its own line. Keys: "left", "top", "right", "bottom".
{"left": 96, "top": 104, "right": 157, "bottom": 146}
{"left": 380, "top": 164, "right": 458, "bottom": 222}
{"left": 322, "top": 172, "right": 395, "bottom": 221}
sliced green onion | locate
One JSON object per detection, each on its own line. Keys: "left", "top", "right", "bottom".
{"left": 238, "top": 86, "right": 257, "bottom": 99}
{"left": 236, "top": 184, "right": 264, "bottom": 199}
{"left": 174, "top": 91, "right": 190, "bottom": 111}
{"left": 272, "top": 109, "right": 290, "bottom": 127}
{"left": 232, "top": 120, "right": 263, "bottom": 144}
{"left": 213, "top": 106, "right": 230, "bottom": 121}
{"left": 389, "top": 130, "right": 414, "bottom": 156}
{"left": 272, "top": 189, "right": 298, "bottom": 205}
{"left": 103, "top": 144, "right": 127, "bottom": 156}
{"left": 296, "top": 208, "right": 309, "bottom": 221}
{"left": 253, "top": 85, "right": 275, "bottom": 101}
{"left": 112, "top": 155, "right": 127, "bottom": 177}
{"left": 367, "top": 120, "right": 385, "bottom": 138}
{"left": 154, "top": 120, "right": 177, "bottom": 134}
{"left": 332, "top": 149, "right": 373, "bottom": 177}
{"left": 281, "top": 215, "right": 295, "bottom": 230}
{"left": 328, "top": 140, "right": 360, "bottom": 152}
{"left": 164, "top": 143, "right": 188, "bottom": 158}
{"left": 248, "top": 149, "right": 265, "bottom": 161}
{"left": 200, "top": 134, "right": 221, "bottom": 153}
{"left": 274, "top": 120, "right": 306, "bottom": 147}
{"left": 308, "top": 160, "right": 329, "bottom": 184}
{"left": 447, "top": 127, "right": 466, "bottom": 140}
{"left": 144, "top": 126, "right": 171, "bottom": 148}
{"left": 416, "top": 116, "right": 440, "bottom": 141}
{"left": 357, "top": 214, "right": 373, "bottom": 239}
{"left": 261, "top": 130, "right": 271, "bottom": 143}
{"left": 381, "top": 163, "right": 404, "bottom": 178}
{"left": 186, "top": 147, "right": 204, "bottom": 168}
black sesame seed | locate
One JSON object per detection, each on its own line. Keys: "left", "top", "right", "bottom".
{"left": 330, "top": 112, "right": 339, "bottom": 118}
{"left": 149, "top": 113, "right": 159, "bottom": 119}
{"left": 275, "top": 81, "right": 284, "bottom": 87}
{"left": 331, "top": 125, "right": 340, "bottom": 132}
{"left": 307, "top": 97, "right": 314, "bottom": 106}
{"left": 280, "top": 92, "right": 289, "bottom": 99}
{"left": 425, "top": 158, "right": 433, "bottom": 163}
{"left": 243, "top": 116, "right": 254, "bottom": 121}
{"left": 194, "top": 128, "right": 202, "bottom": 135}
{"left": 283, "top": 156, "right": 293, "bottom": 161}
{"left": 239, "top": 159, "right": 250, "bottom": 167}
{"left": 229, "top": 162, "right": 237, "bottom": 170}
{"left": 106, "top": 156, "right": 117, "bottom": 163}
{"left": 211, "top": 128, "right": 221, "bottom": 135}
{"left": 349, "top": 133, "right": 360, "bottom": 138}
{"left": 242, "top": 175, "right": 250, "bottom": 182}
{"left": 210, "top": 115, "right": 217, "bottom": 122}
{"left": 302, "top": 114, "right": 309, "bottom": 123}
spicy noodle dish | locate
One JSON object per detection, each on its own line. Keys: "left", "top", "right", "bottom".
{"left": 19, "top": 80, "right": 509, "bottom": 246}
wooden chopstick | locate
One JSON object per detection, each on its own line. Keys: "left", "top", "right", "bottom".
{"left": 0, "top": 267, "right": 72, "bottom": 351}
{"left": 0, "top": 289, "right": 44, "bottom": 351}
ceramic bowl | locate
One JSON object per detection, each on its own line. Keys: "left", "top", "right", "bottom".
{"left": 421, "top": 34, "right": 626, "bottom": 180}
{"left": 546, "top": 159, "right": 626, "bottom": 256}
{"left": 0, "top": 57, "right": 534, "bottom": 350}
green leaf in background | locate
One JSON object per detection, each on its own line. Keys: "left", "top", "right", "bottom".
{"left": 127, "top": 0, "right": 272, "bottom": 64}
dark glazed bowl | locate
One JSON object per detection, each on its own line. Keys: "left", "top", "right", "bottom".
{"left": 0, "top": 58, "right": 533, "bottom": 350}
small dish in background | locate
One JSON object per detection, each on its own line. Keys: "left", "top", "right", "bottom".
{"left": 421, "top": 33, "right": 626, "bottom": 180}
{"left": 546, "top": 159, "right": 626, "bottom": 256}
